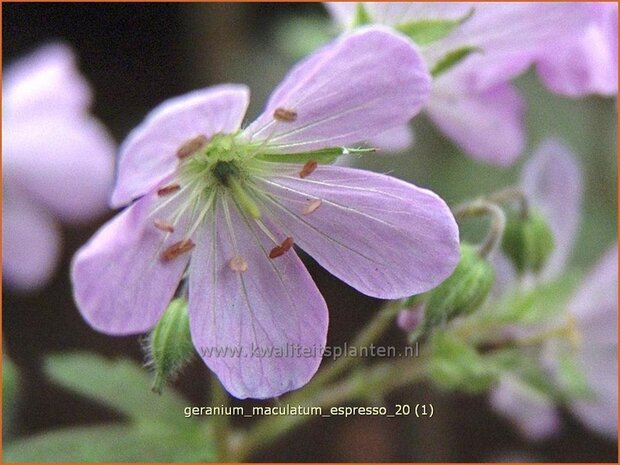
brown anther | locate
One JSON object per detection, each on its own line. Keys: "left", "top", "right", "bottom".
{"left": 176, "top": 134, "right": 209, "bottom": 159}
{"left": 157, "top": 184, "right": 181, "bottom": 196}
{"left": 229, "top": 255, "right": 248, "bottom": 272}
{"left": 269, "top": 237, "right": 294, "bottom": 259}
{"left": 153, "top": 219, "right": 175, "bottom": 233}
{"left": 299, "top": 160, "right": 318, "bottom": 178}
{"left": 274, "top": 107, "right": 297, "bottom": 122}
{"left": 160, "top": 239, "right": 195, "bottom": 262}
{"left": 303, "top": 198, "right": 322, "bottom": 215}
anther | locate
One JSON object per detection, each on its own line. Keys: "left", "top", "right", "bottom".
{"left": 161, "top": 239, "right": 195, "bottom": 262}
{"left": 229, "top": 255, "right": 248, "bottom": 272}
{"left": 176, "top": 135, "right": 209, "bottom": 159}
{"left": 299, "top": 160, "right": 318, "bottom": 178}
{"left": 157, "top": 184, "right": 181, "bottom": 196}
{"left": 274, "top": 107, "right": 297, "bottom": 122}
{"left": 303, "top": 198, "right": 322, "bottom": 215}
{"left": 154, "top": 219, "right": 175, "bottom": 233}
{"left": 269, "top": 237, "right": 294, "bottom": 259}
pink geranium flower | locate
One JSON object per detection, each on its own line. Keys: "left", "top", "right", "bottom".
{"left": 2, "top": 44, "right": 115, "bottom": 290}
{"left": 71, "top": 28, "right": 460, "bottom": 399}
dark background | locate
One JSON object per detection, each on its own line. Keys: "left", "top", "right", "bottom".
{"left": 3, "top": 3, "right": 617, "bottom": 462}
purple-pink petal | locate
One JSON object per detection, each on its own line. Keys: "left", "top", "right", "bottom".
{"left": 243, "top": 27, "right": 431, "bottom": 152}
{"left": 253, "top": 163, "right": 460, "bottom": 298}
{"left": 4, "top": 114, "right": 115, "bottom": 223}
{"left": 188, "top": 197, "right": 328, "bottom": 399}
{"left": 2, "top": 191, "right": 61, "bottom": 291}
{"left": 521, "top": 139, "right": 582, "bottom": 280}
{"left": 71, "top": 193, "right": 190, "bottom": 335}
{"left": 537, "top": 3, "right": 618, "bottom": 97}
{"left": 568, "top": 244, "right": 618, "bottom": 438}
{"left": 111, "top": 85, "right": 250, "bottom": 208}
{"left": 426, "top": 80, "right": 525, "bottom": 165}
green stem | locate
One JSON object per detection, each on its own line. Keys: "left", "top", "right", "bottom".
{"left": 453, "top": 199, "right": 506, "bottom": 258}
{"left": 231, "top": 357, "right": 427, "bottom": 461}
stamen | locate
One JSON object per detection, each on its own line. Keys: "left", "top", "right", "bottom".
{"left": 157, "top": 184, "right": 181, "bottom": 196}
{"left": 273, "top": 107, "right": 297, "bottom": 122}
{"left": 153, "top": 219, "right": 175, "bottom": 233}
{"left": 303, "top": 198, "right": 322, "bottom": 215}
{"left": 176, "top": 134, "right": 209, "bottom": 159}
{"left": 229, "top": 255, "right": 248, "bottom": 272}
{"left": 228, "top": 177, "right": 262, "bottom": 219}
{"left": 160, "top": 239, "right": 195, "bottom": 262}
{"left": 299, "top": 160, "right": 318, "bottom": 178}
{"left": 269, "top": 237, "right": 294, "bottom": 259}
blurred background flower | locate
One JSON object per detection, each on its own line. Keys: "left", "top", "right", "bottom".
{"left": 2, "top": 43, "right": 115, "bottom": 291}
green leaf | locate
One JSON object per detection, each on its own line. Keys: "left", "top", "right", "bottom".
{"left": 396, "top": 8, "right": 474, "bottom": 45}
{"left": 352, "top": 3, "right": 372, "bottom": 27}
{"left": 3, "top": 423, "right": 215, "bottom": 462}
{"left": 258, "top": 146, "right": 375, "bottom": 164}
{"left": 431, "top": 46, "right": 479, "bottom": 77}
{"left": 44, "top": 353, "right": 190, "bottom": 426}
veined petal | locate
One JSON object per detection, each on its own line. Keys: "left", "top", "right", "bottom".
{"left": 2, "top": 190, "right": 61, "bottom": 291}
{"left": 71, "top": 193, "right": 191, "bottom": 335}
{"left": 111, "top": 85, "right": 250, "bottom": 208}
{"left": 521, "top": 139, "right": 582, "bottom": 280}
{"left": 243, "top": 27, "right": 430, "bottom": 153}
{"left": 426, "top": 79, "right": 525, "bottom": 165}
{"left": 188, "top": 196, "right": 328, "bottom": 399}
{"left": 3, "top": 43, "right": 92, "bottom": 119}
{"left": 253, "top": 164, "right": 460, "bottom": 298}
{"left": 3, "top": 114, "right": 115, "bottom": 223}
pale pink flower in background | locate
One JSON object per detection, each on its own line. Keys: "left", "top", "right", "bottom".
{"left": 326, "top": 3, "right": 615, "bottom": 165}
{"left": 71, "top": 28, "right": 460, "bottom": 399}
{"left": 2, "top": 44, "right": 115, "bottom": 291}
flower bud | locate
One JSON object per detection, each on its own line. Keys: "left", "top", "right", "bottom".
{"left": 146, "top": 298, "right": 195, "bottom": 394}
{"left": 501, "top": 209, "right": 554, "bottom": 274}
{"left": 423, "top": 243, "right": 495, "bottom": 329}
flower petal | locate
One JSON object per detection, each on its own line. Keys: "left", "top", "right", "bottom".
{"left": 111, "top": 85, "right": 250, "bottom": 208}
{"left": 569, "top": 244, "right": 618, "bottom": 438}
{"left": 253, "top": 163, "right": 460, "bottom": 298}
{"left": 3, "top": 114, "right": 115, "bottom": 223}
{"left": 426, "top": 79, "right": 525, "bottom": 165}
{"left": 369, "top": 124, "right": 415, "bottom": 153}
{"left": 537, "top": 3, "right": 618, "bottom": 97}
{"left": 71, "top": 193, "right": 190, "bottom": 334}
{"left": 521, "top": 139, "right": 582, "bottom": 280}
{"left": 424, "top": 3, "right": 594, "bottom": 91}
{"left": 243, "top": 27, "right": 430, "bottom": 152}
{"left": 188, "top": 197, "right": 328, "bottom": 399}
{"left": 2, "top": 190, "right": 61, "bottom": 291}
{"left": 490, "top": 376, "right": 560, "bottom": 440}
{"left": 3, "top": 43, "right": 92, "bottom": 119}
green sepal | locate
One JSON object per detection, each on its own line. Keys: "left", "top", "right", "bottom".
{"left": 431, "top": 46, "right": 480, "bottom": 77}
{"left": 396, "top": 8, "right": 474, "bottom": 46}
{"left": 352, "top": 3, "right": 372, "bottom": 27}
{"left": 501, "top": 209, "right": 555, "bottom": 275}
{"left": 147, "top": 298, "right": 196, "bottom": 394}
{"left": 257, "top": 146, "right": 375, "bottom": 165}
{"left": 422, "top": 243, "right": 495, "bottom": 330}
